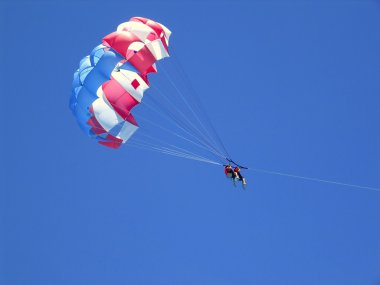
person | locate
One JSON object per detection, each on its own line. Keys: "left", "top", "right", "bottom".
{"left": 234, "top": 166, "right": 247, "bottom": 185}
{"left": 224, "top": 164, "right": 236, "bottom": 179}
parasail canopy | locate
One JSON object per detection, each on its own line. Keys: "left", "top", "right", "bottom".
{"left": 70, "top": 17, "right": 171, "bottom": 148}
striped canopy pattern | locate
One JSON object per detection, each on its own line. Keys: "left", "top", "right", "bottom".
{"left": 70, "top": 17, "right": 171, "bottom": 148}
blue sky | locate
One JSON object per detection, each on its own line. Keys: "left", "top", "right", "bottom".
{"left": 1, "top": 0, "right": 380, "bottom": 284}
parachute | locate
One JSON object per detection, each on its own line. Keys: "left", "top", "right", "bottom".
{"left": 70, "top": 17, "right": 232, "bottom": 167}
{"left": 67, "top": 16, "right": 380, "bottom": 193}
{"left": 70, "top": 17, "right": 171, "bottom": 148}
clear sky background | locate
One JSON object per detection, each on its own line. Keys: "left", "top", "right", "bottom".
{"left": 1, "top": 0, "right": 380, "bottom": 284}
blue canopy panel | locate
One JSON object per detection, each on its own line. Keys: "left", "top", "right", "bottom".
{"left": 70, "top": 45, "right": 124, "bottom": 142}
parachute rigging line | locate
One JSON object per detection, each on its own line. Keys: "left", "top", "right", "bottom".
{"left": 170, "top": 50, "right": 231, "bottom": 159}
{"left": 159, "top": 65, "right": 227, "bottom": 158}
{"left": 132, "top": 133, "right": 222, "bottom": 163}
{"left": 248, "top": 167, "right": 380, "bottom": 192}
{"left": 128, "top": 141, "right": 222, "bottom": 165}
{"left": 141, "top": 88, "right": 226, "bottom": 161}
{"left": 137, "top": 108, "right": 227, "bottom": 163}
